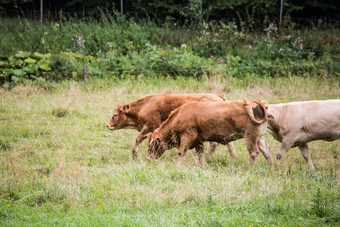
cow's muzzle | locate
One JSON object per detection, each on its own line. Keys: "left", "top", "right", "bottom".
{"left": 107, "top": 124, "right": 115, "bottom": 130}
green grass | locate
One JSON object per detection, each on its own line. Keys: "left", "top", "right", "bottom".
{"left": 0, "top": 76, "right": 339, "bottom": 226}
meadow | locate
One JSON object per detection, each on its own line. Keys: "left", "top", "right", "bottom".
{"left": 0, "top": 76, "right": 339, "bottom": 226}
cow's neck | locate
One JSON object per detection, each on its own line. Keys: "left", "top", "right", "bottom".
{"left": 124, "top": 106, "right": 143, "bottom": 131}
{"left": 268, "top": 105, "right": 284, "bottom": 136}
{"left": 160, "top": 129, "right": 179, "bottom": 149}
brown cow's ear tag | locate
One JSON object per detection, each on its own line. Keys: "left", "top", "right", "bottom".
{"left": 122, "top": 104, "right": 130, "bottom": 113}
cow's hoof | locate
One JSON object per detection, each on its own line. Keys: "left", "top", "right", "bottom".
{"left": 276, "top": 153, "right": 283, "bottom": 160}
{"left": 308, "top": 165, "right": 315, "bottom": 170}
{"left": 132, "top": 155, "right": 138, "bottom": 160}
{"left": 267, "top": 159, "right": 274, "bottom": 167}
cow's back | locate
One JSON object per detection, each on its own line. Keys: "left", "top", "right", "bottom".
{"left": 268, "top": 99, "right": 340, "bottom": 143}
{"left": 137, "top": 93, "right": 225, "bottom": 122}
{"left": 163, "top": 100, "right": 255, "bottom": 142}
{"left": 297, "top": 100, "right": 340, "bottom": 141}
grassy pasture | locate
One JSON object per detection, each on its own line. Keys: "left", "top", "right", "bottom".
{"left": 0, "top": 76, "right": 339, "bottom": 226}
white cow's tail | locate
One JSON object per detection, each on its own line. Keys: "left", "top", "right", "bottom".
{"left": 243, "top": 98, "right": 267, "bottom": 124}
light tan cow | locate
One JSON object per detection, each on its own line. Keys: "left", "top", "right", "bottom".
{"left": 107, "top": 93, "right": 236, "bottom": 159}
{"left": 147, "top": 99, "right": 273, "bottom": 167}
{"left": 261, "top": 99, "right": 340, "bottom": 169}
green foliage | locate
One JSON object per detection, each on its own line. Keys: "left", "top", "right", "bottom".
{"left": 310, "top": 188, "right": 340, "bottom": 223}
{"left": 1, "top": 0, "right": 339, "bottom": 29}
{"left": 0, "top": 51, "right": 52, "bottom": 85}
{"left": 193, "top": 22, "right": 245, "bottom": 58}
{"left": 245, "top": 24, "right": 304, "bottom": 61}
{"left": 143, "top": 43, "right": 211, "bottom": 78}
{"left": 0, "top": 15, "right": 339, "bottom": 85}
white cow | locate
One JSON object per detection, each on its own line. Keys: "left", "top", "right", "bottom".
{"left": 262, "top": 99, "right": 340, "bottom": 169}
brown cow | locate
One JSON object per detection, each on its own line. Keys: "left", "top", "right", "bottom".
{"left": 107, "top": 94, "right": 236, "bottom": 159}
{"left": 147, "top": 99, "right": 273, "bottom": 167}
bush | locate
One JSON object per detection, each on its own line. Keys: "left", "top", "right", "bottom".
{"left": 0, "top": 51, "right": 52, "bottom": 86}
{"left": 0, "top": 17, "right": 339, "bottom": 85}
{"left": 144, "top": 43, "right": 211, "bottom": 78}
{"left": 192, "top": 22, "right": 245, "bottom": 58}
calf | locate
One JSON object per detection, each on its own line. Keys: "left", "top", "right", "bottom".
{"left": 263, "top": 99, "right": 340, "bottom": 169}
{"left": 107, "top": 93, "right": 236, "bottom": 159}
{"left": 147, "top": 99, "right": 273, "bottom": 167}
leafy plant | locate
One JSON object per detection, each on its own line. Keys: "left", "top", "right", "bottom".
{"left": 0, "top": 51, "right": 52, "bottom": 85}
{"left": 310, "top": 188, "right": 339, "bottom": 223}
{"left": 193, "top": 22, "right": 245, "bottom": 58}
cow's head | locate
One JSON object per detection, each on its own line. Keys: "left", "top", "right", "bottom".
{"left": 107, "top": 104, "right": 134, "bottom": 130}
{"left": 146, "top": 131, "right": 167, "bottom": 161}
{"left": 261, "top": 100, "right": 276, "bottom": 121}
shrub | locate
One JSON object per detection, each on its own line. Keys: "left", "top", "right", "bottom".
{"left": 0, "top": 51, "right": 52, "bottom": 86}
{"left": 144, "top": 43, "right": 211, "bottom": 78}
{"left": 192, "top": 22, "right": 245, "bottom": 58}
{"left": 244, "top": 24, "right": 304, "bottom": 61}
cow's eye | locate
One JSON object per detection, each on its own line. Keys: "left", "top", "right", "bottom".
{"left": 113, "top": 114, "right": 117, "bottom": 119}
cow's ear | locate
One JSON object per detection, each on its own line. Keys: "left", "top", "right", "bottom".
{"left": 121, "top": 104, "right": 130, "bottom": 113}
{"left": 261, "top": 100, "right": 269, "bottom": 109}
{"left": 268, "top": 112, "right": 276, "bottom": 120}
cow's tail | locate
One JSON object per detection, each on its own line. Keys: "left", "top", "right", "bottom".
{"left": 243, "top": 98, "right": 267, "bottom": 124}
{"left": 217, "top": 94, "right": 227, "bottom": 101}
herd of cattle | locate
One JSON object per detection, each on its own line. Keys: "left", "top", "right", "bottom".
{"left": 107, "top": 94, "right": 340, "bottom": 169}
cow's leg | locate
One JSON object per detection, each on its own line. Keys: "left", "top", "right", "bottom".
{"left": 207, "top": 142, "right": 235, "bottom": 159}
{"left": 226, "top": 142, "right": 236, "bottom": 157}
{"left": 276, "top": 138, "right": 294, "bottom": 161}
{"left": 195, "top": 143, "right": 205, "bottom": 165}
{"left": 176, "top": 143, "right": 190, "bottom": 166}
{"left": 244, "top": 136, "right": 260, "bottom": 168}
{"left": 257, "top": 135, "right": 273, "bottom": 166}
{"left": 176, "top": 132, "right": 196, "bottom": 166}
{"left": 298, "top": 143, "right": 314, "bottom": 170}
{"left": 207, "top": 142, "right": 218, "bottom": 158}
{"left": 131, "top": 125, "right": 150, "bottom": 160}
